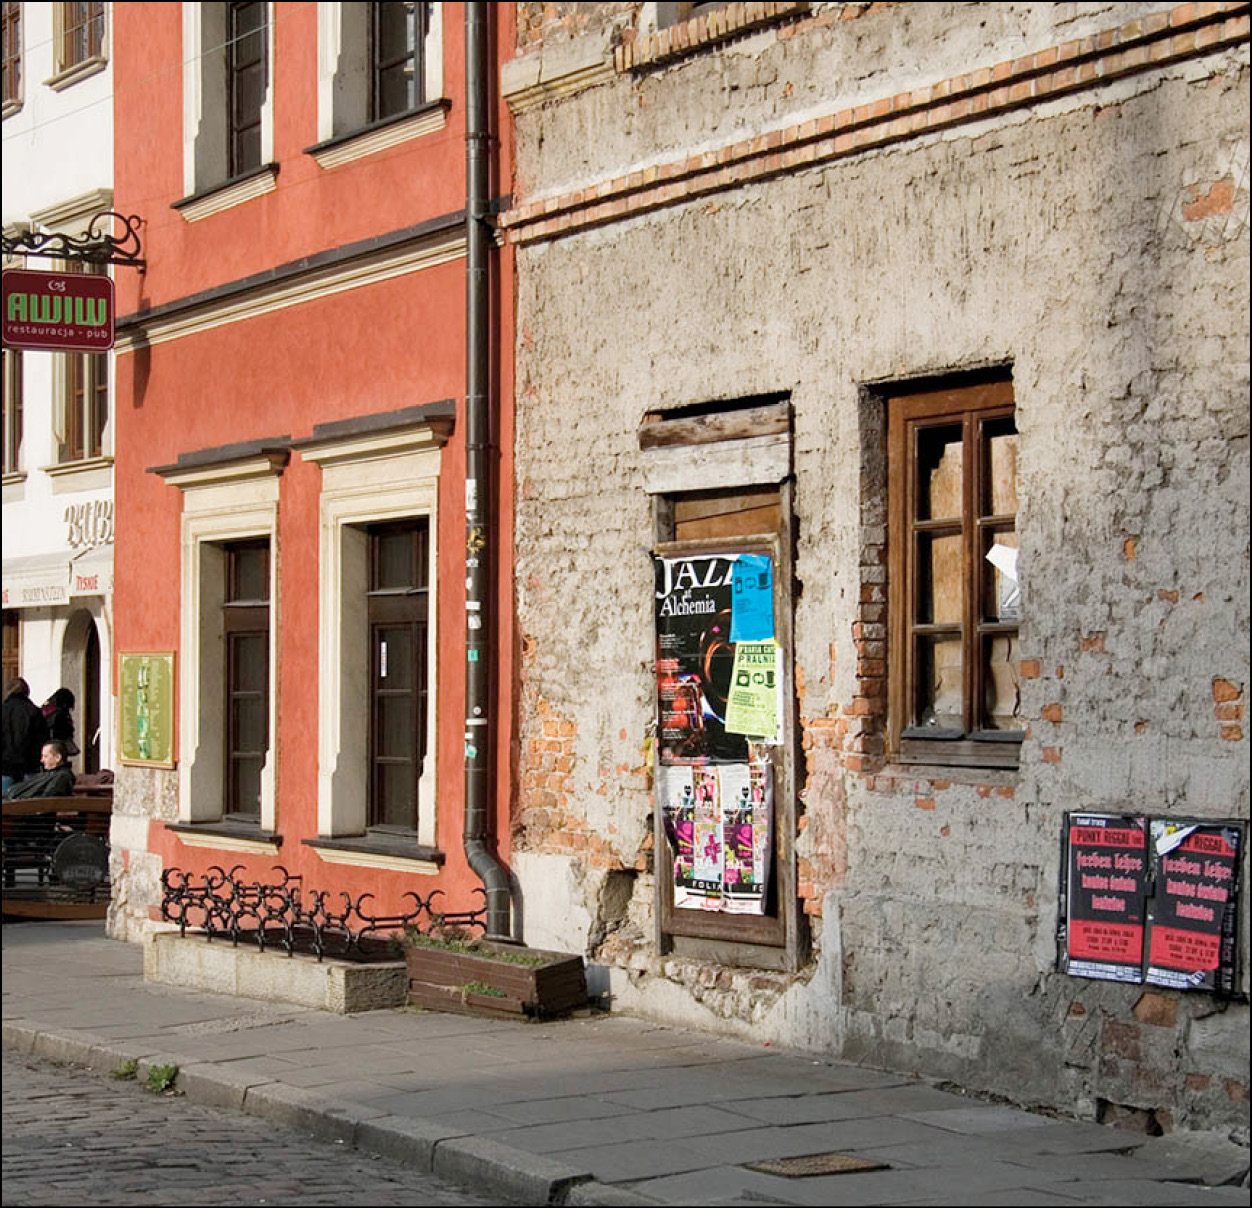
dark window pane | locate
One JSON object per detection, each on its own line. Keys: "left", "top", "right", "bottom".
{"left": 230, "top": 756, "right": 263, "bottom": 818}
{"left": 378, "top": 693, "right": 413, "bottom": 759}
{"left": 232, "top": 633, "right": 268, "bottom": 693}
{"left": 229, "top": 543, "right": 269, "bottom": 602}
{"left": 375, "top": 529, "right": 414, "bottom": 589}
{"left": 375, "top": 762, "right": 414, "bottom": 829}
{"left": 376, "top": 625, "right": 412, "bottom": 688}
{"left": 232, "top": 694, "right": 266, "bottom": 752}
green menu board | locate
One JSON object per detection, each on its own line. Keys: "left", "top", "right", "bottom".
{"left": 119, "top": 652, "right": 176, "bottom": 768}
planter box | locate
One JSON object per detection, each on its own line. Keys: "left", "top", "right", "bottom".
{"left": 406, "top": 941, "right": 587, "bottom": 1020}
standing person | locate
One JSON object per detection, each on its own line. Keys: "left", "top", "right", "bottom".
{"left": 2, "top": 678, "right": 48, "bottom": 795}
{"left": 41, "top": 688, "right": 78, "bottom": 756}
{"left": 3, "top": 740, "right": 77, "bottom": 800}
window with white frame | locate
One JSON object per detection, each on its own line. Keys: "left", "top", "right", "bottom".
{"left": 157, "top": 448, "right": 285, "bottom": 834}
{"left": 181, "top": 2, "right": 274, "bottom": 205}
{"left": 56, "top": 261, "right": 109, "bottom": 465}
{"left": 310, "top": 1, "right": 444, "bottom": 163}
{"left": 296, "top": 409, "right": 449, "bottom": 859}
{"left": 2, "top": 0, "right": 21, "bottom": 111}
{"left": 52, "top": 1, "right": 106, "bottom": 82}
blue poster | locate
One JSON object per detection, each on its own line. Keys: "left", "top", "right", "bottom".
{"left": 730, "top": 554, "right": 773, "bottom": 643}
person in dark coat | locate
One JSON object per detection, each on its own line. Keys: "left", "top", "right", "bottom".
{"left": 4, "top": 740, "right": 77, "bottom": 800}
{"left": 3, "top": 678, "right": 48, "bottom": 794}
{"left": 42, "top": 687, "right": 78, "bottom": 754}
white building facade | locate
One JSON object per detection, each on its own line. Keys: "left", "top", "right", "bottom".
{"left": 3, "top": 1, "right": 115, "bottom": 773}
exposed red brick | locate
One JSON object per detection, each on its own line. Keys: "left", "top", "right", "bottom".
{"left": 1133, "top": 992, "right": 1178, "bottom": 1028}
{"left": 1042, "top": 703, "right": 1063, "bottom": 722}
{"left": 1183, "top": 178, "right": 1235, "bottom": 221}
{"left": 1020, "top": 659, "right": 1042, "bottom": 679}
{"left": 1124, "top": 536, "right": 1138, "bottom": 560}
{"left": 1042, "top": 747, "right": 1063, "bottom": 763}
{"left": 1186, "top": 1073, "right": 1212, "bottom": 1091}
{"left": 1212, "top": 678, "right": 1242, "bottom": 702}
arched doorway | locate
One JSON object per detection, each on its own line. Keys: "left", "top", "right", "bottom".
{"left": 61, "top": 609, "right": 102, "bottom": 774}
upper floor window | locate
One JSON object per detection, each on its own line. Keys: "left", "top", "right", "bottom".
{"left": 888, "top": 377, "right": 1022, "bottom": 769}
{"left": 228, "top": 1, "right": 265, "bottom": 177}
{"left": 310, "top": 2, "right": 444, "bottom": 159}
{"left": 57, "top": 1, "right": 105, "bottom": 73}
{"left": 57, "top": 262, "right": 108, "bottom": 464}
{"left": 179, "top": 3, "right": 274, "bottom": 209}
{"left": 2, "top": 348, "right": 21, "bottom": 474}
{"left": 372, "top": 2, "right": 427, "bottom": 121}
{"left": 1, "top": 1, "right": 20, "bottom": 110}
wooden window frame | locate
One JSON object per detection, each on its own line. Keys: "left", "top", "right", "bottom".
{"left": 58, "top": 1, "right": 104, "bottom": 72}
{"left": 227, "top": 1, "right": 266, "bottom": 178}
{"left": 2, "top": 609, "right": 19, "bottom": 688}
{"left": 652, "top": 482, "right": 802, "bottom": 970}
{"left": 371, "top": 1, "right": 426, "bottom": 123}
{"left": 366, "top": 518, "right": 430, "bottom": 833}
{"left": 222, "top": 539, "right": 270, "bottom": 821}
{"left": 56, "top": 263, "right": 108, "bottom": 465}
{"left": 1, "top": 1, "right": 20, "bottom": 107}
{"left": 3, "top": 348, "right": 21, "bottom": 475}
{"left": 888, "top": 378, "right": 1021, "bottom": 769}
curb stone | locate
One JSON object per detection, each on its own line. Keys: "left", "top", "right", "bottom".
{"left": 2, "top": 1022, "right": 655, "bottom": 1206}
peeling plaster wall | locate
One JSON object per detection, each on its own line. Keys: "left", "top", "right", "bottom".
{"left": 509, "top": 2, "right": 1250, "bottom": 1133}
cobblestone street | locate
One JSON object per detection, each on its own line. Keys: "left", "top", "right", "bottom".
{"left": 1, "top": 1051, "right": 516, "bottom": 1207}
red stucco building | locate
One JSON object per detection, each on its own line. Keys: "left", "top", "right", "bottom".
{"left": 107, "top": 2, "right": 516, "bottom": 945}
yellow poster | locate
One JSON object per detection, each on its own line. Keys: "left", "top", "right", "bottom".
{"left": 724, "top": 640, "right": 780, "bottom": 740}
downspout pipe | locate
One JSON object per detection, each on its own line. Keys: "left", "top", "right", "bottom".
{"left": 463, "top": 0, "right": 511, "bottom": 940}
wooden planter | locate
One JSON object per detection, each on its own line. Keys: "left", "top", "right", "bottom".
{"left": 405, "top": 941, "right": 587, "bottom": 1020}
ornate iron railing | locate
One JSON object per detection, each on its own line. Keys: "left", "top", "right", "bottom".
{"left": 160, "top": 865, "right": 486, "bottom": 962}
{"left": 2, "top": 211, "right": 146, "bottom": 269}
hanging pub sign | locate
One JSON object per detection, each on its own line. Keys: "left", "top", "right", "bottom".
{"left": 1058, "top": 812, "right": 1244, "bottom": 994}
{"left": 2, "top": 268, "right": 115, "bottom": 353}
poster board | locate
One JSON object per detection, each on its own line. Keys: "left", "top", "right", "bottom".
{"left": 118, "top": 652, "right": 176, "bottom": 768}
{"left": 654, "top": 548, "right": 780, "bottom": 917}
{"left": 1058, "top": 813, "right": 1243, "bottom": 995}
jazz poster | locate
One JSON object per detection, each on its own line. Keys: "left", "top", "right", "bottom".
{"left": 654, "top": 551, "right": 779, "bottom": 765}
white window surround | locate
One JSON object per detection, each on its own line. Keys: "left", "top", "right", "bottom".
{"left": 298, "top": 422, "right": 446, "bottom": 849}
{"left": 182, "top": 2, "right": 275, "bottom": 203}
{"left": 314, "top": 1, "right": 444, "bottom": 157}
{"left": 162, "top": 455, "right": 284, "bottom": 832}
{"left": 46, "top": 0, "right": 109, "bottom": 90}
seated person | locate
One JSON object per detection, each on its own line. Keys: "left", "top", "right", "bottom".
{"left": 3, "top": 740, "right": 77, "bottom": 800}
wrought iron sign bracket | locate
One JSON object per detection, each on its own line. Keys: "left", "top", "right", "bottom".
{"left": 2, "top": 211, "right": 145, "bottom": 271}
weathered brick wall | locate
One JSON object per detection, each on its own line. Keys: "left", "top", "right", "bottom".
{"left": 507, "top": 1, "right": 1250, "bottom": 1133}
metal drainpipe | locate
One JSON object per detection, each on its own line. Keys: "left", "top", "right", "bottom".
{"left": 463, "top": 0, "right": 511, "bottom": 940}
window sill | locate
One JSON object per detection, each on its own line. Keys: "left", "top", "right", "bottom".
{"left": 45, "top": 56, "right": 108, "bottom": 92}
{"left": 173, "top": 164, "right": 280, "bottom": 224}
{"left": 304, "top": 99, "right": 451, "bottom": 171}
{"left": 304, "top": 833, "right": 444, "bottom": 876}
{"left": 167, "top": 819, "right": 282, "bottom": 855}
{"left": 2, "top": 98, "right": 21, "bottom": 120}
{"left": 2, "top": 470, "right": 27, "bottom": 486}
{"left": 43, "top": 455, "right": 113, "bottom": 478}
{"left": 878, "top": 762, "right": 1020, "bottom": 789}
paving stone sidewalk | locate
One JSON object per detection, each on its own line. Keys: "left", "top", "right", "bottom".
{"left": 3, "top": 921, "right": 1248, "bottom": 1206}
